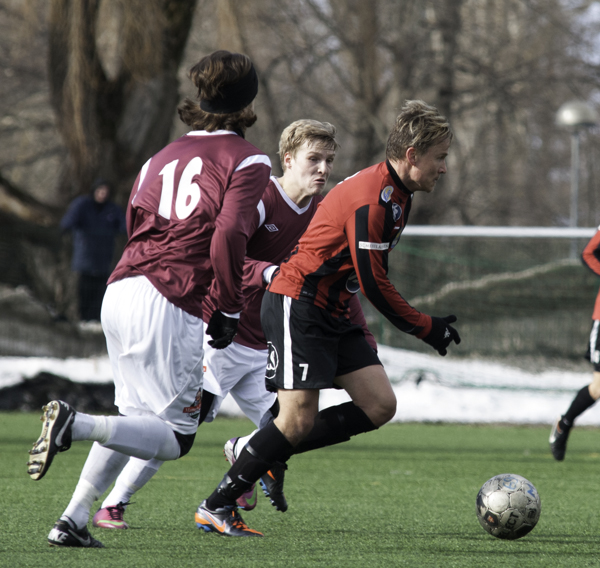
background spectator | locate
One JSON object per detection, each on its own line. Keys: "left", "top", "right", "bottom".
{"left": 60, "top": 179, "right": 126, "bottom": 322}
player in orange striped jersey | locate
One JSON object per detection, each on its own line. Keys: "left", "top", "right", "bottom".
{"left": 550, "top": 227, "right": 600, "bottom": 460}
{"left": 196, "top": 100, "right": 462, "bottom": 536}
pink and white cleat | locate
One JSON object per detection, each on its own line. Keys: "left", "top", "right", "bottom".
{"left": 92, "top": 502, "right": 130, "bottom": 529}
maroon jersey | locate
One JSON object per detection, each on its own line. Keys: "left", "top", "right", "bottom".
{"left": 268, "top": 160, "right": 432, "bottom": 339}
{"left": 203, "top": 177, "right": 320, "bottom": 349}
{"left": 109, "top": 131, "right": 271, "bottom": 318}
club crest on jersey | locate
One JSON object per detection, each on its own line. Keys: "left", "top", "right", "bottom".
{"left": 265, "top": 224, "right": 279, "bottom": 232}
{"left": 392, "top": 203, "right": 402, "bottom": 222}
{"left": 266, "top": 342, "right": 279, "bottom": 380}
{"left": 381, "top": 186, "right": 393, "bottom": 203}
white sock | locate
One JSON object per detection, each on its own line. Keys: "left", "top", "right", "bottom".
{"left": 102, "top": 416, "right": 180, "bottom": 461}
{"left": 72, "top": 413, "right": 180, "bottom": 461}
{"left": 101, "top": 458, "right": 164, "bottom": 508}
{"left": 235, "top": 430, "right": 258, "bottom": 459}
{"left": 60, "top": 443, "right": 130, "bottom": 528}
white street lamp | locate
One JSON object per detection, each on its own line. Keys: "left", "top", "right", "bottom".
{"left": 556, "top": 101, "right": 598, "bottom": 256}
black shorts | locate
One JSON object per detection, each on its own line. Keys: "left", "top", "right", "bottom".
{"left": 588, "top": 320, "right": 600, "bottom": 372}
{"left": 261, "top": 291, "right": 381, "bottom": 392}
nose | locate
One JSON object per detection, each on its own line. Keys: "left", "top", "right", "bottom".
{"left": 439, "top": 160, "right": 447, "bottom": 174}
{"left": 318, "top": 160, "right": 331, "bottom": 175}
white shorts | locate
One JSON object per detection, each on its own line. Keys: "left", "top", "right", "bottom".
{"left": 101, "top": 276, "right": 204, "bottom": 436}
{"left": 202, "top": 326, "right": 276, "bottom": 428}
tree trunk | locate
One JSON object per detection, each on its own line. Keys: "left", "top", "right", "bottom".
{"left": 47, "top": 0, "right": 197, "bottom": 205}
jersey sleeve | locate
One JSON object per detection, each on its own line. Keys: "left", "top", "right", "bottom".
{"left": 209, "top": 159, "right": 271, "bottom": 315}
{"left": 243, "top": 258, "right": 275, "bottom": 289}
{"left": 582, "top": 228, "right": 600, "bottom": 276}
{"left": 346, "top": 203, "right": 432, "bottom": 338}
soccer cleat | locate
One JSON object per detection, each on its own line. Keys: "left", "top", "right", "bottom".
{"left": 194, "top": 500, "right": 263, "bottom": 537}
{"left": 223, "top": 437, "right": 258, "bottom": 510}
{"left": 260, "top": 462, "right": 288, "bottom": 512}
{"left": 549, "top": 416, "right": 571, "bottom": 461}
{"left": 47, "top": 517, "right": 104, "bottom": 548}
{"left": 27, "top": 400, "right": 76, "bottom": 481}
{"left": 92, "top": 502, "right": 130, "bottom": 529}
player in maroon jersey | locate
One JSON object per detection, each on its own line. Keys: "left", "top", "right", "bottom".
{"left": 550, "top": 226, "right": 600, "bottom": 460}
{"left": 197, "top": 100, "right": 461, "bottom": 537}
{"left": 26, "top": 50, "right": 270, "bottom": 547}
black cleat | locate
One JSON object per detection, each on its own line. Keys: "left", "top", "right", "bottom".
{"left": 549, "top": 416, "right": 571, "bottom": 461}
{"left": 47, "top": 517, "right": 104, "bottom": 548}
{"left": 260, "top": 462, "right": 288, "bottom": 512}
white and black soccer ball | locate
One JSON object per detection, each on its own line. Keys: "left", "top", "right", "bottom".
{"left": 476, "top": 473, "right": 541, "bottom": 540}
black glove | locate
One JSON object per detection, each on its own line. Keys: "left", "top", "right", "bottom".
{"left": 422, "top": 315, "right": 461, "bottom": 356}
{"left": 206, "top": 310, "right": 239, "bottom": 349}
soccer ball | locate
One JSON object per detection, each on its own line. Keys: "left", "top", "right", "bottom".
{"left": 475, "top": 473, "right": 541, "bottom": 540}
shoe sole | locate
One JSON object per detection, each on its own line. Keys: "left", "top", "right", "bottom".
{"left": 93, "top": 520, "right": 129, "bottom": 529}
{"left": 27, "top": 402, "right": 65, "bottom": 481}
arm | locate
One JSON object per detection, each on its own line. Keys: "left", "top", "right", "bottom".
{"left": 582, "top": 228, "right": 600, "bottom": 276}
{"left": 243, "top": 258, "right": 276, "bottom": 289}
{"left": 345, "top": 203, "right": 459, "bottom": 355}
{"left": 345, "top": 203, "right": 431, "bottom": 337}
{"left": 60, "top": 197, "right": 85, "bottom": 231}
{"left": 209, "top": 159, "right": 271, "bottom": 316}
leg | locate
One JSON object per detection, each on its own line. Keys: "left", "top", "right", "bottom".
{"left": 28, "top": 400, "right": 181, "bottom": 481}
{"left": 195, "top": 390, "right": 317, "bottom": 535}
{"left": 550, "top": 321, "right": 600, "bottom": 461}
{"left": 93, "top": 457, "right": 163, "bottom": 529}
{"left": 292, "top": 365, "right": 394, "bottom": 455}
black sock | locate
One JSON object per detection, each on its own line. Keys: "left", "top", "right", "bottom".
{"left": 563, "top": 386, "right": 596, "bottom": 427}
{"left": 205, "top": 422, "right": 293, "bottom": 510}
{"left": 293, "top": 401, "right": 377, "bottom": 455}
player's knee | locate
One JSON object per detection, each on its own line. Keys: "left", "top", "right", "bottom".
{"left": 275, "top": 412, "right": 315, "bottom": 446}
{"left": 365, "top": 395, "right": 396, "bottom": 428}
{"left": 589, "top": 382, "right": 600, "bottom": 400}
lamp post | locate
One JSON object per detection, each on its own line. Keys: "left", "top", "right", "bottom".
{"left": 556, "top": 101, "right": 598, "bottom": 257}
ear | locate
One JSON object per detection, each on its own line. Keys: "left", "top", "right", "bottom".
{"left": 406, "top": 147, "right": 418, "bottom": 167}
{"left": 283, "top": 151, "right": 293, "bottom": 170}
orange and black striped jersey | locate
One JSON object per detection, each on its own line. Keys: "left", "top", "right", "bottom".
{"left": 582, "top": 227, "right": 600, "bottom": 320}
{"left": 268, "top": 160, "right": 432, "bottom": 339}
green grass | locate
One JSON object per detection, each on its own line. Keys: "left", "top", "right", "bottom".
{"left": 2, "top": 412, "right": 600, "bottom": 567}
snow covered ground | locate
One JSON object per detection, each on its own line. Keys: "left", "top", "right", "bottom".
{"left": 1, "top": 345, "right": 597, "bottom": 425}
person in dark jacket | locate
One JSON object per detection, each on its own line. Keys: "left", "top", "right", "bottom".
{"left": 60, "top": 178, "right": 126, "bottom": 321}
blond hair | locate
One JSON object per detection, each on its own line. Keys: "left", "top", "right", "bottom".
{"left": 386, "top": 100, "right": 452, "bottom": 161}
{"left": 278, "top": 119, "right": 339, "bottom": 169}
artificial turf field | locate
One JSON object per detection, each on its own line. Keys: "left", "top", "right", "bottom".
{"left": 2, "top": 412, "right": 600, "bottom": 567}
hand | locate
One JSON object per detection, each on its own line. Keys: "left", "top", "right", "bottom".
{"left": 422, "top": 315, "right": 461, "bottom": 356}
{"left": 206, "top": 310, "right": 239, "bottom": 349}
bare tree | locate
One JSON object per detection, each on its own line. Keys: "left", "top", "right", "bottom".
{"left": 48, "top": 0, "right": 197, "bottom": 205}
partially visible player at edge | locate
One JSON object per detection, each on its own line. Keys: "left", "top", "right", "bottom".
{"left": 550, "top": 226, "right": 600, "bottom": 460}
{"left": 90, "top": 120, "right": 376, "bottom": 530}
{"left": 195, "top": 99, "right": 461, "bottom": 537}
{"left": 26, "top": 50, "right": 271, "bottom": 548}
